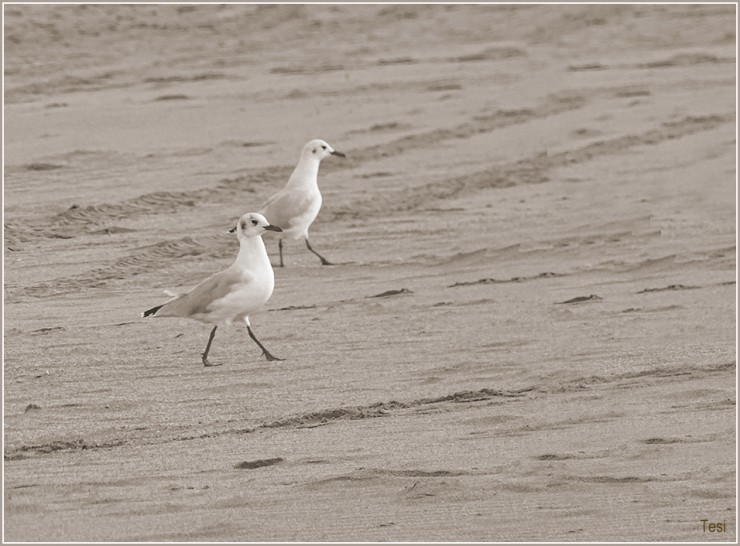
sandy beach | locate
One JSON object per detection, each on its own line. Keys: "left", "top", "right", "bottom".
{"left": 3, "top": 4, "right": 736, "bottom": 541}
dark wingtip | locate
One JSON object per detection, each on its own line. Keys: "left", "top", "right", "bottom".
{"left": 142, "top": 304, "right": 163, "bottom": 318}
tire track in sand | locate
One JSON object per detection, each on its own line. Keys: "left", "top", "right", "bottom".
{"left": 12, "top": 236, "right": 223, "bottom": 300}
{"left": 4, "top": 360, "right": 732, "bottom": 461}
{"left": 10, "top": 113, "right": 733, "bottom": 300}
{"left": 327, "top": 113, "right": 734, "bottom": 219}
{"left": 5, "top": 92, "right": 588, "bottom": 247}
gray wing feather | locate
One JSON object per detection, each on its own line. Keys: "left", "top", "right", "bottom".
{"left": 260, "top": 189, "right": 313, "bottom": 230}
{"left": 158, "top": 269, "right": 239, "bottom": 318}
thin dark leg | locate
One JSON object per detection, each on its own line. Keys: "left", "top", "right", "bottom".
{"left": 247, "top": 325, "right": 284, "bottom": 362}
{"left": 278, "top": 239, "right": 284, "bottom": 268}
{"left": 202, "top": 325, "right": 221, "bottom": 367}
{"left": 305, "top": 238, "right": 333, "bottom": 266}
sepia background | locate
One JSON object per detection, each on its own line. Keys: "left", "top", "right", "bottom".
{"left": 3, "top": 4, "right": 736, "bottom": 541}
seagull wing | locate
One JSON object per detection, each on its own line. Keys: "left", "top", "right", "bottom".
{"left": 156, "top": 269, "right": 242, "bottom": 319}
{"left": 260, "top": 188, "right": 317, "bottom": 231}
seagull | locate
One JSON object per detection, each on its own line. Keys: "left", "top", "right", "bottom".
{"left": 259, "top": 139, "right": 345, "bottom": 267}
{"left": 142, "top": 212, "right": 284, "bottom": 367}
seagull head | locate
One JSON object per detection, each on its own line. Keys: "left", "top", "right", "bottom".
{"left": 229, "top": 212, "right": 282, "bottom": 238}
{"left": 302, "top": 139, "right": 346, "bottom": 161}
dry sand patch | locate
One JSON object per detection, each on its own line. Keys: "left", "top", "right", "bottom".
{"left": 3, "top": 4, "right": 736, "bottom": 542}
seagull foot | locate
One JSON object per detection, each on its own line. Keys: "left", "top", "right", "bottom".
{"left": 263, "top": 352, "right": 285, "bottom": 362}
{"left": 202, "top": 356, "right": 222, "bottom": 367}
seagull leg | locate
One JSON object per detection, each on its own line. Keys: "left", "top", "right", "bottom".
{"left": 202, "top": 326, "right": 222, "bottom": 367}
{"left": 278, "top": 239, "right": 284, "bottom": 268}
{"left": 247, "top": 325, "right": 284, "bottom": 362}
{"left": 305, "top": 238, "right": 334, "bottom": 266}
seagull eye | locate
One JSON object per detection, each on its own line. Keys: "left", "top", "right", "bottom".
{"left": 321, "top": 145, "right": 327, "bottom": 150}
{"left": 251, "top": 219, "right": 259, "bottom": 226}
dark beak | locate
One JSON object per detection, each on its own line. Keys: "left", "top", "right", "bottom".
{"left": 228, "top": 226, "right": 237, "bottom": 233}
{"left": 330, "top": 150, "right": 346, "bottom": 158}
{"left": 264, "top": 224, "right": 283, "bottom": 232}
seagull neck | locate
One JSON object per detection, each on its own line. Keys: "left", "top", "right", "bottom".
{"left": 287, "top": 155, "right": 321, "bottom": 189}
{"left": 234, "top": 235, "right": 269, "bottom": 268}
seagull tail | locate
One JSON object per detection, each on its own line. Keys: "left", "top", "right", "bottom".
{"left": 142, "top": 304, "right": 164, "bottom": 318}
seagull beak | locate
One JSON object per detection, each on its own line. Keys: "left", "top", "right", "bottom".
{"left": 264, "top": 224, "right": 283, "bottom": 232}
{"left": 228, "top": 226, "right": 237, "bottom": 233}
{"left": 330, "top": 150, "right": 346, "bottom": 158}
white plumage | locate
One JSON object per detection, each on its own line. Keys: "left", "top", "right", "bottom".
{"left": 259, "top": 139, "right": 345, "bottom": 267}
{"left": 142, "top": 212, "right": 284, "bottom": 366}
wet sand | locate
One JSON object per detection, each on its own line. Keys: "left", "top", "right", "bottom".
{"left": 3, "top": 4, "right": 736, "bottom": 541}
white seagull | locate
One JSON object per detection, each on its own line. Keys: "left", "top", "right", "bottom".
{"left": 259, "top": 138, "right": 345, "bottom": 267}
{"left": 142, "top": 212, "right": 284, "bottom": 366}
